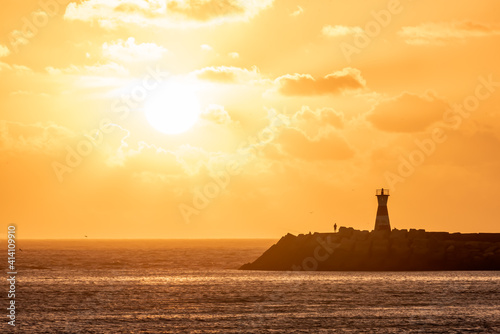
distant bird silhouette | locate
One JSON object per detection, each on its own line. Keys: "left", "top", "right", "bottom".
{"left": 19, "top": 248, "right": 23, "bottom": 251}
{"left": 309, "top": 211, "right": 313, "bottom": 214}
{"left": 84, "top": 235, "right": 88, "bottom": 238}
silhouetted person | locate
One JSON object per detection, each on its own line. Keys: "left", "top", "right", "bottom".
{"left": 334, "top": 223, "right": 337, "bottom": 233}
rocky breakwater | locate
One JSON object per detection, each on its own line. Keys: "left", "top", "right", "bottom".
{"left": 240, "top": 227, "right": 500, "bottom": 271}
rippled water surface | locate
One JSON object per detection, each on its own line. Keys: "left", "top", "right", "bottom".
{"left": 2, "top": 240, "right": 500, "bottom": 333}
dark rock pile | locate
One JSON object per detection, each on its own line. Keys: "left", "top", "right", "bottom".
{"left": 240, "top": 227, "right": 500, "bottom": 271}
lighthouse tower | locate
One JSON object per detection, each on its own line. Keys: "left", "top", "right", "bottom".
{"left": 374, "top": 188, "right": 391, "bottom": 231}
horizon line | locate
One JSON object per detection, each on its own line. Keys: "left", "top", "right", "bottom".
{"left": 7, "top": 229, "right": 500, "bottom": 241}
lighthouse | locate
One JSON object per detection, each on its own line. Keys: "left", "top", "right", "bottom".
{"left": 374, "top": 188, "right": 391, "bottom": 231}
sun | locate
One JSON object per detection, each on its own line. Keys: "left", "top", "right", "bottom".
{"left": 144, "top": 83, "right": 201, "bottom": 134}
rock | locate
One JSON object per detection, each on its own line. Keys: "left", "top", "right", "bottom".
{"left": 338, "top": 226, "right": 354, "bottom": 238}
{"left": 390, "top": 238, "right": 411, "bottom": 256}
{"left": 390, "top": 229, "right": 408, "bottom": 239}
{"left": 338, "top": 237, "right": 355, "bottom": 251}
{"left": 371, "top": 230, "right": 390, "bottom": 239}
{"left": 371, "top": 239, "right": 390, "bottom": 255}
{"left": 352, "top": 230, "right": 370, "bottom": 241}
{"left": 240, "top": 228, "right": 500, "bottom": 271}
{"left": 354, "top": 240, "right": 371, "bottom": 256}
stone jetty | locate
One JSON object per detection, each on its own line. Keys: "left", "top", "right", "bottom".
{"left": 240, "top": 227, "right": 500, "bottom": 271}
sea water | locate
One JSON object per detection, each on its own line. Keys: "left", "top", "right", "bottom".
{"left": 2, "top": 239, "right": 499, "bottom": 333}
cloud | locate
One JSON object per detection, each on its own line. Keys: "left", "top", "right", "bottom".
{"left": 0, "top": 44, "right": 10, "bottom": 57}
{"left": 275, "top": 106, "right": 347, "bottom": 143}
{"left": 0, "top": 121, "right": 75, "bottom": 155}
{"left": 0, "top": 62, "right": 33, "bottom": 74}
{"left": 278, "top": 128, "right": 354, "bottom": 161}
{"left": 102, "top": 37, "right": 167, "bottom": 62}
{"left": 367, "top": 92, "right": 449, "bottom": 132}
{"left": 292, "top": 106, "right": 344, "bottom": 129}
{"left": 64, "top": 0, "right": 167, "bottom": 29}
{"left": 200, "top": 104, "right": 232, "bottom": 125}
{"left": 290, "top": 5, "right": 303, "bottom": 17}
{"left": 0, "top": 62, "right": 10, "bottom": 71}
{"left": 399, "top": 21, "right": 500, "bottom": 45}
{"left": 116, "top": 141, "right": 184, "bottom": 175}
{"left": 275, "top": 67, "right": 366, "bottom": 96}
{"left": 10, "top": 90, "right": 50, "bottom": 98}
{"left": 46, "top": 62, "right": 129, "bottom": 76}
{"left": 110, "top": 136, "right": 231, "bottom": 179}
{"left": 168, "top": 0, "right": 241, "bottom": 21}
{"left": 228, "top": 52, "right": 239, "bottom": 59}
{"left": 322, "top": 25, "right": 363, "bottom": 37}
{"left": 200, "top": 44, "right": 213, "bottom": 51}
{"left": 64, "top": 0, "right": 274, "bottom": 28}
{"left": 194, "top": 66, "right": 260, "bottom": 83}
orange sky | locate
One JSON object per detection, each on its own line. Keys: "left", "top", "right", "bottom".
{"left": 1, "top": 0, "right": 500, "bottom": 239}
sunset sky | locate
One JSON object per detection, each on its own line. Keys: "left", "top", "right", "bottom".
{"left": 1, "top": 0, "right": 500, "bottom": 239}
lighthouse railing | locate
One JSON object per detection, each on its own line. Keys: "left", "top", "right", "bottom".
{"left": 376, "top": 189, "right": 390, "bottom": 196}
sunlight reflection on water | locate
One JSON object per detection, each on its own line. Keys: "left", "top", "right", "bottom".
{"left": 7, "top": 240, "right": 500, "bottom": 333}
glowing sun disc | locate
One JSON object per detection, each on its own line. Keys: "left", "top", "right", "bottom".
{"left": 144, "top": 83, "right": 201, "bottom": 134}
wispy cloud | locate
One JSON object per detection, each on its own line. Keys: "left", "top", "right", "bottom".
{"left": 46, "top": 62, "right": 129, "bottom": 76}
{"left": 64, "top": 0, "right": 275, "bottom": 29}
{"left": 0, "top": 44, "right": 10, "bottom": 57}
{"left": 194, "top": 66, "right": 260, "bottom": 83}
{"left": 275, "top": 68, "right": 366, "bottom": 96}
{"left": 103, "top": 38, "right": 167, "bottom": 62}
{"left": 399, "top": 21, "right": 500, "bottom": 45}
{"left": 200, "top": 44, "right": 213, "bottom": 52}
{"left": 200, "top": 104, "right": 233, "bottom": 125}
{"left": 367, "top": 92, "right": 448, "bottom": 132}
{"left": 322, "top": 25, "right": 363, "bottom": 37}
{"left": 290, "top": 5, "right": 303, "bottom": 17}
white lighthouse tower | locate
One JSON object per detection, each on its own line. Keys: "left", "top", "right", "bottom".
{"left": 374, "top": 188, "right": 391, "bottom": 231}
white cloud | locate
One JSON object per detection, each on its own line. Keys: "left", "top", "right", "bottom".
{"left": 0, "top": 62, "right": 33, "bottom": 74}
{"left": 292, "top": 106, "right": 344, "bottom": 130}
{"left": 290, "top": 6, "right": 303, "bottom": 17}
{"left": 194, "top": 66, "right": 261, "bottom": 83}
{"left": 0, "top": 62, "right": 11, "bottom": 71}
{"left": 274, "top": 67, "right": 366, "bottom": 96}
{"left": 200, "top": 104, "right": 232, "bottom": 125}
{"left": 322, "top": 25, "right": 363, "bottom": 37}
{"left": 102, "top": 37, "right": 167, "bottom": 62}
{"left": 46, "top": 62, "right": 129, "bottom": 76}
{"left": 0, "top": 44, "right": 10, "bottom": 57}
{"left": 64, "top": 0, "right": 275, "bottom": 29}
{"left": 228, "top": 52, "right": 239, "bottom": 59}
{"left": 200, "top": 44, "right": 213, "bottom": 51}
{"left": 10, "top": 91, "right": 50, "bottom": 98}
{"left": 0, "top": 121, "right": 75, "bottom": 155}
{"left": 399, "top": 21, "right": 500, "bottom": 45}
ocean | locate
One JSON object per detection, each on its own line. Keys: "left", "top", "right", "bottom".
{"left": 2, "top": 239, "right": 500, "bottom": 333}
